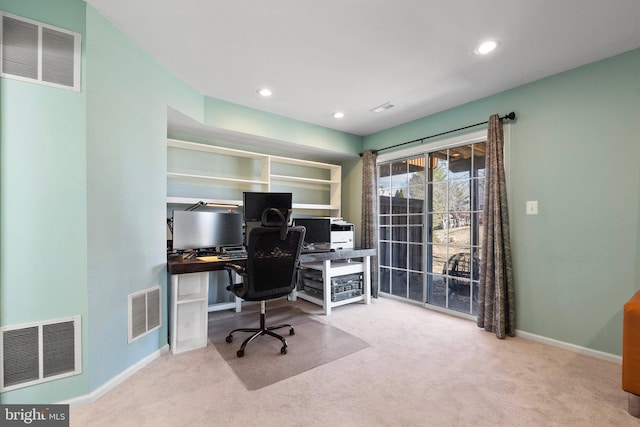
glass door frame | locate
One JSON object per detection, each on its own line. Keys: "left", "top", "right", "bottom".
{"left": 376, "top": 128, "right": 511, "bottom": 318}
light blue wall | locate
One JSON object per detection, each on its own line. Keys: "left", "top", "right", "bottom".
{"left": 364, "top": 48, "right": 640, "bottom": 356}
{"left": 0, "top": 0, "right": 89, "bottom": 403}
{"left": 84, "top": 6, "right": 203, "bottom": 391}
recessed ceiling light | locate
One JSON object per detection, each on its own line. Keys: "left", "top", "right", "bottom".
{"left": 333, "top": 112, "right": 345, "bottom": 119}
{"left": 474, "top": 40, "right": 499, "bottom": 55}
{"left": 258, "top": 88, "right": 272, "bottom": 97}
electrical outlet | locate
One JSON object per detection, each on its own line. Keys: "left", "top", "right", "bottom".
{"left": 526, "top": 201, "right": 538, "bottom": 215}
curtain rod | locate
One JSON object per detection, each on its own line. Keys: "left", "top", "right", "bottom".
{"left": 360, "top": 111, "right": 516, "bottom": 157}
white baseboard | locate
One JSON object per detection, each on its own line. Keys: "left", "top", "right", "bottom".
{"left": 515, "top": 329, "right": 622, "bottom": 364}
{"left": 59, "top": 344, "right": 170, "bottom": 409}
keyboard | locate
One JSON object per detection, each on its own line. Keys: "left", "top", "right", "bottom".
{"left": 218, "top": 253, "right": 247, "bottom": 260}
{"left": 196, "top": 253, "right": 247, "bottom": 262}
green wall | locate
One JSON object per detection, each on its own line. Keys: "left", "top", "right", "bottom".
{"left": 84, "top": 5, "right": 204, "bottom": 392}
{"left": 0, "top": 0, "right": 89, "bottom": 403}
{"left": 203, "top": 97, "right": 362, "bottom": 159}
{"left": 341, "top": 158, "right": 364, "bottom": 244}
{"left": 364, "top": 48, "right": 640, "bottom": 356}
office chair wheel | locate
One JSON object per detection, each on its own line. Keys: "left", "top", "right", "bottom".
{"left": 289, "top": 328, "right": 295, "bottom": 336}
{"left": 280, "top": 346, "right": 287, "bottom": 355}
{"left": 225, "top": 335, "right": 233, "bottom": 343}
{"left": 237, "top": 349, "right": 245, "bottom": 357}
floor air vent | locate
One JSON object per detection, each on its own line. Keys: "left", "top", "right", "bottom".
{"left": 0, "top": 316, "right": 82, "bottom": 392}
{"left": 128, "top": 286, "right": 161, "bottom": 343}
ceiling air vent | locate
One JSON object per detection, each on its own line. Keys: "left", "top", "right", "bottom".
{"left": 370, "top": 102, "right": 394, "bottom": 113}
{"left": 1, "top": 12, "right": 81, "bottom": 91}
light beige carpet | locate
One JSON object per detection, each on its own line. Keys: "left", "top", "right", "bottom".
{"left": 208, "top": 306, "right": 369, "bottom": 390}
{"left": 71, "top": 298, "right": 635, "bottom": 427}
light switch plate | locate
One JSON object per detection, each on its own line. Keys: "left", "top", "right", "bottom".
{"left": 526, "top": 201, "right": 538, "bottom": 215}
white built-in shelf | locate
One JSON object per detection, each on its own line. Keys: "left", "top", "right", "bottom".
{"left": 166, "top": 197, "right": 244, "bottom": 206}
{"left": 270, "top": 174, "right": 340, "bottom": 184}
{"left": 166, "top": 197, "right": 338, "bottom": 213}
{"left": 167, "top": 138, "right": 342, "bottom": 216}
{"left": 168, "top": 138, "right": 269, "bottom": 160}
{"left": 167, "top": 172, "right": 269, "bottom": 186}
{"left": 293, "top": 203, "right": 339, "bottom": 211}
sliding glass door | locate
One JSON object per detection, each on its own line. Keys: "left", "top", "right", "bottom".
{"left": 378, "top": 140, "right": 486, "bottom": 316}
{"left": 378, "top": 157, "right": 426, "bottom": 302}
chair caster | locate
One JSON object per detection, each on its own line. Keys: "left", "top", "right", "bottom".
{"left": 237, "top": 349, "right": 244, "bottom": 357}
{"left": 289, "top": 328, "right": 295, "bottom": 336}
{"left": 225, "top": 335, "right": 233, "bottom": 343}
{"left": 281, "top": 346, "right": 288, "bottom": 355}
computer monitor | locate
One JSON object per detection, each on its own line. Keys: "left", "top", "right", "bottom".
{"left": 294, "top": 218, "right": 331, "bottom": 246}
{"left": 242, "top": 192, "right": 292, "bottom": 224}
{"left": 171, "top": 211, "right": 243, "bottom": 251}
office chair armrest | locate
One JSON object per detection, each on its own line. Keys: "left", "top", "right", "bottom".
{"left": 224, "top": 263, "right": 248, "bottom": 297}
{"left": 224, "top": 263, "right": 246, "bottom": 276}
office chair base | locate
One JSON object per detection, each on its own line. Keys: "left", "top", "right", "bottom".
{"left": 225, "top": 302, "right": 294, "bottom": 357}
{"left": 226, "top": 325, "right": 293, "bottom": 357}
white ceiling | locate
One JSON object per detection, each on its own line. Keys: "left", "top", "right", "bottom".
{"left": 87, "top": 0, "right": 640, "bottom": 137}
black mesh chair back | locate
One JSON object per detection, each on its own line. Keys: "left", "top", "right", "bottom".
{"left": 241, "top": 225, "right": 305, "bottom": 301}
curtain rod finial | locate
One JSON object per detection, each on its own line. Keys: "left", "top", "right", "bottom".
{"left": 359, "top": 150, "right": 379, "bottom": 157}
{"left": 505, "top": 112, "right": 516, "bottom": 120}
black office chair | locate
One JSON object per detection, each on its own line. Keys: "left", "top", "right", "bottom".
{"left": 224, "top": 208, "right": 305, "bottom": 357}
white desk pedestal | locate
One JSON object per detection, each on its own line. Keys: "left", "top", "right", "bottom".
{"left": 293, "top": 249, "right": 373, "bottom": 315}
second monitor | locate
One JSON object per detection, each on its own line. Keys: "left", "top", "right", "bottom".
{"left": 243, "top": 192, "right": 292, "bottom": 224}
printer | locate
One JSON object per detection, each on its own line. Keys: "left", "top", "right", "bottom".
{"left": 294, "top": 217, "right": 354, "bottom": 251}
{"left": 328, "top": 219, "right": 355, "bottom": 250}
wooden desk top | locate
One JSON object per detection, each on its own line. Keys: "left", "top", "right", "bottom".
{"left": 167, "top": 254, "right": 244, "bottom": 275}
{"left": 167, "top": 248, "right": 376, "bottom": 275}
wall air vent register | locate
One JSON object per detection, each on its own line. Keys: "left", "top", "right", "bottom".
{"left": 1, "top": 12, "right": 81, "bottom": 91}
{"left": 0, "top": 316, "right": 82, "bottom": 392}
{"left": 128, "top": 286, "right": 162, "bottom": 343}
